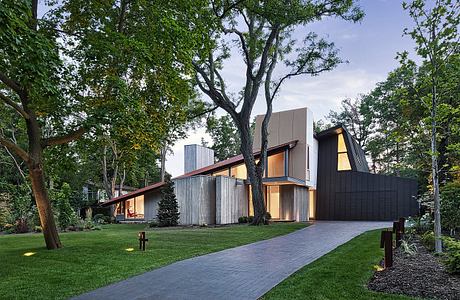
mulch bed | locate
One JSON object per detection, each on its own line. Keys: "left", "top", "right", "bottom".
{"left": 368, "top": 237, "right": 460, "bottom": 300}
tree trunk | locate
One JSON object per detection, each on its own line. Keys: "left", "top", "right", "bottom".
{"left": 237, "top": 120, "right": 266, "bottom": 225}
{"left": 431, "top": 80, "right": 442, "bottom": 254}
{"left": 24, "top": 102, "right": 62, "bottom": 249}
{"left": 29, "top": 167, "right": 61, "bottom": 249}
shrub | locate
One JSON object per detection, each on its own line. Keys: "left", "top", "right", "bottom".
{"left": 3, "top": 223, "right": 14, "bottom": 234}
{"left": 34, "top": 226, "right": 42, "bottom": 233}
{"left": 148, "top": 221, "right": 158, "bottom": 228}
{"left": 238, "top": 216, "right": 248, "bottom": 224}
{"left": 247, "top": 216, "right": 254, "bottom": 223}
{"left": 93, "top": 214, "right": 105, "bottom": 224}
{"left": 421, "top": 231, "right": 435, "bottom": 251}
{"left": 401, "top": 240, "right": 417, "bottom": 256}
{"left": 264, "top": 212, "right": 272, "bottom": 225}
{"left": 0, "top": 206, "right": 11, "bottom": 231}
{"left": 443, "top": 237, "right": 460, "bottom": 274}
{"left": 440, "top": 182, "right": 460, "bottom": 235}
{"left": 55, "top": 183, "right": 77, "bottom": 230}
{"left": 157, "top": 175, "right": 180, "bottom": 227}
{"left": 407, "top": 213, "right": 433, "bottom": 234}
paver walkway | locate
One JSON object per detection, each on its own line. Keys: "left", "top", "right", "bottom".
{"left": 73, "top": 221, "right": 390, "bottom": 300}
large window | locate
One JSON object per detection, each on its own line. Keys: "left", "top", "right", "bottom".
{"left": 267, "top": 152, "right": 285, "bottom": 177}
{"left": 125, "top": 195, "right": 144, "bottom": 219}
{"left": 337, "top": 133, "right": 352, "bottom": 171}
{"left": 230, "top": 164, "right": 247, "bottom": 179}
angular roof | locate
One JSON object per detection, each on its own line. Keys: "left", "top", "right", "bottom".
{"left": 317, "top": 125, "right": 369, "bottom": 173}
{"left": 101, "top": 140, "right": 298, "bottom": 207}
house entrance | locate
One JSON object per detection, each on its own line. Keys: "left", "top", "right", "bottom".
{"left": 267, "top": 186, "right": 280, "bottom": 219}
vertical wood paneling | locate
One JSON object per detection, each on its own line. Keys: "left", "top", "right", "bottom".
{"left": 316, "top": 131, "right": 418, "bottom": 221}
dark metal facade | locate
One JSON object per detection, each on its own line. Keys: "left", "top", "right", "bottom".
{"left": 316, "top": 126, "right": 418, "bottom": 221}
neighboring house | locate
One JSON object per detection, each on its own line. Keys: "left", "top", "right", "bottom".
{"left": 82, "top": 183, "right": 137, "bottom": 204}
{"left": 102, "top": 107, "right": 418, "bottom": 224}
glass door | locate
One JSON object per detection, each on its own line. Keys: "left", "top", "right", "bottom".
{"left": 267, "top": 186, "right": 280, "bottom": 219}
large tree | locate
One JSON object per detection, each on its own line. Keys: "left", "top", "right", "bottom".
{"left": 403, "top": 0, "right": 459, "bottom": 253}
{"left": 0, "top": 0, "right": 207, "bottom": 249}
{"left": 193, "top": 0, "right": 363, "bottom": 224}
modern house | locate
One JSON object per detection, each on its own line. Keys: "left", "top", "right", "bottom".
{"left": 102, "top": 107, "right": 418, "bottom": 224}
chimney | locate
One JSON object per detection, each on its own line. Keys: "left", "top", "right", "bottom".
{"left": 184, "top": 144, "right": 215, "bottom": 173}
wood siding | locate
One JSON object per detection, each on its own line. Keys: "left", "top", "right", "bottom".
{"left": 316, "top": 131, "right": 418, "bottom": 221}
{"left": 215, "top": 176, "right": 248, "bottom": 224}
{"left": 174, "top": 176, "right": 216, "bottom": 225}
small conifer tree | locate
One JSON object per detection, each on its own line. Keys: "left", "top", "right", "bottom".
{"left": 157, "top": 175, "right": 180, "bottom": 227}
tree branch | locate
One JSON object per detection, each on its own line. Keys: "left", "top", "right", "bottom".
{"left": 0, "top": 136, "right": 29, "bottom": 163}
{"left": 41, "top": 127, "right": 86, "bottom": 148}
{"left": 0, "top": 71, "right": 23, "bottom": 96}
{"left": 0, "top": 92, "right": 29, "bottom": 119}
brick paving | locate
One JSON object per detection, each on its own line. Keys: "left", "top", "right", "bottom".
{"left": 72, "top": 221, "right": 390, "bottom": 300}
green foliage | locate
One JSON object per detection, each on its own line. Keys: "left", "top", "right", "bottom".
{"left": 238, "top": 216, "right": 248, "bottom": 224}
{"left": 421, "top": 231, "right": 435, "bottom": 251}
{"left": 93, "top": 214, "right": 113, "bottom": 225}
{"left": 442, "top": 236, "right": 460, "bottom": 274}
{"left": 440, "top": 182, "right": 460, "bottom": 234}
{"left": 401, "top": 239, "right": 418, "bottom": 256}
{"left": 53, "top": 183, "right": 77, "bottom": 230}
{"left": 205, "top": 115, "right": 241, "bottom": 161}
{"left": 148, "top": 221, "right": 159, "bottom": 228}
{"left": 406, "top": 213, "right": 433, "bottom": 234}
{"left": 157, "top": 176, "right": 180, "bottom": 227}
{"left": 0, "top": 205, "right": 11, "bottom": 231}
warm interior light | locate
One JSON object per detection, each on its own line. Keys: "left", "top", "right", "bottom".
{"left": 23, "top": 252, "right": 36, "bottom": 257}
{"left": 125, "top": 248, "right": 134, "bottom": 252}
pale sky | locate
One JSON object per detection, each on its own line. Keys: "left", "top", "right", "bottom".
{"left": 166, "top": 0, "right": 417, "bottom": 177}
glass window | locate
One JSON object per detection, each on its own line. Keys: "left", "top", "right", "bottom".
{"left": 267, "top": 152, "right": 285, "bottom": 177}
{"left": 337, "top": 133, "right": 352, "bottom": 171}
{"left": 231, "top": 164, "right": 247, "bottom": 179}
{"left": 338, "top": 133, "right": 347, "bottom": 152}
{"left": 212, "top": 169, "right": 229, "bottom": 177}
{"left": 267, "top": 186, "right": 280, "bottom": 219}
{"left": 125, "top": 195, "right": 144, "bottom": 219}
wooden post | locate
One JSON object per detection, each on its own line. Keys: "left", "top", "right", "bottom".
{"left": 399, "top": 217, "right": 405, "bottom": 234}
{"left": 392, "top": 221, "right": 401, "bottom": 248}
{"left": 138, "top": 231, "right": 148, "bottom": 251}
{"left": 380, "top": 230, "right": 393, "bottom": 268}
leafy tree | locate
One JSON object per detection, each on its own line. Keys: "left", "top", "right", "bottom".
{"left": 328, "top": 96, "right": 374, "bottom": 152}
{"left": 403, "top": 0, "right": 459, "bottom": 253}
{"left": 157, "top": 175, "right": 180, "bottom": 227}
{"left": 194, "top": 0, "right": 363, "bottom": 225}
{"left": 313, "top": 119, "right": 331, "bottom": 134}
{"left": 0, "top": 0, "right": 209, "bottom": 248}
{"left": 440, "top": 182, "right": 460, "bottom": 236}
{"left": 205, "top": 115, "right": 241, "bottom": 161}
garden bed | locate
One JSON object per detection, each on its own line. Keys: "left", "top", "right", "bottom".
{"left": 368, "top": 237, "right": 460, "bottom": 300}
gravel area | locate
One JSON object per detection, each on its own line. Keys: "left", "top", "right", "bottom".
{"left": 368, "top": 237, "right": 460, "bottom": 300}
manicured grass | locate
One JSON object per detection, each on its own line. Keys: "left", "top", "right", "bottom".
{"left": 262, "top": 230, "right": 417, "bottom": 300}
{"left": 0, "top": 223, "right": 306, "bottom": 300}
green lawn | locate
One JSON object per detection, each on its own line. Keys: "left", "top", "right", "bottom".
{"left": 262, "top": 230, "right": 417, "bottom": 300}
{"left": 0, "top": 223, "right": 306, "bottom": 300}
